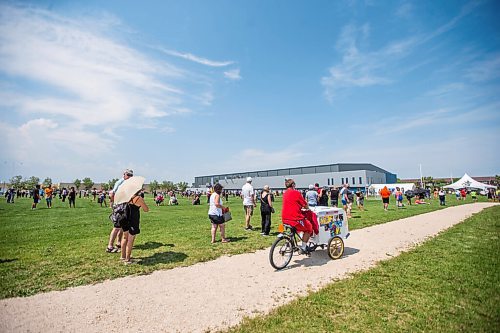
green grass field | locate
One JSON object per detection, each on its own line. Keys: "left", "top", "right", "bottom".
{"left": 226, "top": 205, "right": 500, "bottom": 333}
{"left": 0, "top": 193, "right": 489, "bottom": 299}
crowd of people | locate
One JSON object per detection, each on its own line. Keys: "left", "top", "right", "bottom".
{"left": 4, "top": 171, "right": 499, "bottom": 258}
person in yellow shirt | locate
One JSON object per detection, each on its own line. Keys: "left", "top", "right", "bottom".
{"left": 44, "top": 185, "right": 54, "bottom": 208}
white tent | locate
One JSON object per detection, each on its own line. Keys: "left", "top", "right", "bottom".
{"left": 443, "top": 173, "right": 496, "bottom": 191}
{"left": 368, "top": 183, "right": 415, "bottom": 196}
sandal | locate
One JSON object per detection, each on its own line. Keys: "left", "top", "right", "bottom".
{"left": 221, "top": 239, "right": 230, "bottom": 243}
{"left": 106, "top": 247, "right": 118, "bottom": 253}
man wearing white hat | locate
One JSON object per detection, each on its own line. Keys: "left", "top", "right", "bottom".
{"left": 241, "top": 177, "right": 256, "bottom": 230}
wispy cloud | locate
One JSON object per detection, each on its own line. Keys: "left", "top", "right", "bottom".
{"left": 321, "top": 1, "right": 483, "bottom": 102}
{"left": 159, "top": 48, "right": 234, "bottom": 67}
{"left": 0, "top": 3, "right": 233, "bottom": 173}
{"left": 425, "top": 83, "right": 465, "bottom": 97}
{"left": 224, "top": 68, "right": 242, "bottom": 80}
{"left": 464, "top": 53, "right": 500, "bottom": 82}
{"left": 395, "top": 2, "right": 413, "bottom": 18}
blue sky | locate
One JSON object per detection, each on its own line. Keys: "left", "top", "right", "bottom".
{"left": 0, "top": 0, "right": 499, "bottom": 184}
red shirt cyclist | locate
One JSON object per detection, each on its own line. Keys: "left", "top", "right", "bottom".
{"left": 281, "top": 178, "right": 313, "bottom": 254}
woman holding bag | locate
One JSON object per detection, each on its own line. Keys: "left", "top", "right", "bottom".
{"left": 260, "top": 185, "right": 274, "bottom": 236}
{"left": 208, "top": 183, "right": 230, "bottom": 243}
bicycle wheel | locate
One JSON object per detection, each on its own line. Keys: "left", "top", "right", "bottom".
{"left": 269, "top": 237, "right": 294, "bottom": 270}
{"left": 327, "top": 236, "right": 344, "bottom": 260}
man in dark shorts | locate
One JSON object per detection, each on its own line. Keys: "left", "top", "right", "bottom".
{"left": 330, "top": 186, "right": 339, "bottom": 207}
{"left": 31, "top": 184, "right": 41, "bottom": 209}
{"left": 281, "top": 178, "right": 312, "bottom": 254}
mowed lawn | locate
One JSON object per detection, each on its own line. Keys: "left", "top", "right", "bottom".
{"left": 0, "top": 193, "right": 489, "bottom": 299}
{"left": 226, "top": 205, "right": 500, "bottom": 333}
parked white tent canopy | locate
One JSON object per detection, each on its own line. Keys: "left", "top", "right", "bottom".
{"left": 368, "top": 183, "right": 415, "bottom": 196}
{"left": 443, "top": 173, "right": 496, "bottom": 191}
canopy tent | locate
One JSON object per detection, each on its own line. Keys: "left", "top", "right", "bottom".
{"left": 443, "top": 173, "right": 496, "bottom": 191}
{"left": 368, "top": 183, "right": 415, "bottom": 196}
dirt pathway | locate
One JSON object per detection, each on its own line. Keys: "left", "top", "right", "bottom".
{"left": 1, "top": 203, "right": 496, "bottom": 333}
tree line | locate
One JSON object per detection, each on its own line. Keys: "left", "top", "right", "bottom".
{"left": 7, "top": 175, "right": 189, "bottom": 193}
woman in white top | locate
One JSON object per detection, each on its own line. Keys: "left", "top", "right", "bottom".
{"left": 208, "top": 183, "right": 230, "bottom": 243}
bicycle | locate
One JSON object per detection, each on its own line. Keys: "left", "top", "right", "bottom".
{"left": 269, "top": 223, "right": 345, "bottom": 270}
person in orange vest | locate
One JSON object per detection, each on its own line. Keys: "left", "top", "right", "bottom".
{"left": 379, "top": 186, "right": 391, "bottom": 211}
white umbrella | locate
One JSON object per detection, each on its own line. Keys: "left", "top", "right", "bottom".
{"left": 114, "top": 176, "right": 145, "bottom": 204}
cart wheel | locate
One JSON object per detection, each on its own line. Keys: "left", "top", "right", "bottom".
{"left": 269, "top": 237, "right": 294, "bottom": 270}
{"left": 327, "top": 236, "right": 344, "bottom": 260}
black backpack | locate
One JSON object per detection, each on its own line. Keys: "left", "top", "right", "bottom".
{"left": 109, "top": 202, "right": 130, "bottom": 226}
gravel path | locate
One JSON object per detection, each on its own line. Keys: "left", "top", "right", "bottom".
{"left": 1, "top": 203, "right": 496, "bottom": 333}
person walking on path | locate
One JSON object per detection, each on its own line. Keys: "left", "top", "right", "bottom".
{"left": 241, "top": 177, "right": 256, "bottom": 231}
{"left": 260, "top": 185, "right": 274, "bottom": 236}
{"left": 380, "top": 186, "right": 391, "bottom": 211}
{"left": 106, "top": 169, "right": 133, "bottom": 253}
{"left": 120, "top": 191, "right": 149, "bottom": 264}
{"left": 208, "top": 183, "right": 230, "bottom": 243}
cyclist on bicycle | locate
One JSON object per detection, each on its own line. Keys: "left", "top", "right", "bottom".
{"left": 282, "top": 178, "right": 313, "bottom": 254}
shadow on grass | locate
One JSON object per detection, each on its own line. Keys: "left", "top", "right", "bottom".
{"left": 139, "top": 251, "right": 188, "bottom": 266}
{"left": 225, "top": 236, "right": 248, "bottom": 242}
{"left": 0, "top": 258, "right": 17, "bottom": 264}
{"left": 134, "top": 241, "right": 174, "bottom": 250}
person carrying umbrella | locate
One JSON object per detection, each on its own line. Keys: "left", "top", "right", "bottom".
{"left": 114, "top": 176, "right": 149, "bottom": 264}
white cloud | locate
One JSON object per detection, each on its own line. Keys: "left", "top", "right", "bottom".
{"left": 322, "top": 2, "right": 483, "bottom": 102}
{"left": 159, "top": 48, "right": 234, "bottom": 67}
{"left": 0, "top": 3, "right": 237, "bottom": 180}
{"left": 224, "top": 68, "right": 242, "bottom": 80}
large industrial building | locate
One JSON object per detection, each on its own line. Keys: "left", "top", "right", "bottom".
{"left": 194, "top": 163, "right": 397, "bottom": 190}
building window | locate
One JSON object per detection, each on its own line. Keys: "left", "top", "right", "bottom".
{"left": 331, "top": 178, "right": 334, "bottom": 185}
{"left": 352, "top": 177, "right": 355, "bottom": 185}
{"left": 327, "top": 178, "right": 330, "bottom": 185}
{"left": 341, "top": 177, "right": 344, "bottom": 184}
{"left": 359, "top": 177, "right": 362, "bottom": 184}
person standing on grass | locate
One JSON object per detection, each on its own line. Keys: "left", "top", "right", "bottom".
{"left": 318, "top": 186, "right": 329, "bottom": 206}
{"left": 395, "top": 187, "right": 403, "bottom": 208}
{"left": 260, "top": 185, "right": 273, "bottom": 236}
{"left": 106, "top": 169, "right": 133, "bottom": 253}
{"left": 208, "top": 183, "right": 230, "bottom": 243}
{"left": 471, "top": 190, "right": 477, "bottom": 202}
{"left": 31, "top": 184, "right": 41, "bottom": 209}
{"left": 305, "top": 184, "right": 318, "bottom": 207}
{"left": 438, "top": 188, "right": 446, "bottom": 206}
{"left": 380, "top": 186, "right": 391, "bottom": 211}
{"left": 241, "top": 177, "right": 256, "bottom": 231}
{"left": 330, "top": 186, "right": 339, "bottom": 207}
{"left": 460, "top": 188, "right": 467, "bottom": 200}
{"left": 44, "top": 184, "right": 53, "bottom": 209}
{"left": 355, "top": 190, "right": 365, "bottom": 211}
{"left": 68, "top": 186, "right": 76, "bottom": 208}
{"left": 120, "top": 191, "right": 149, "bottom": 264}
